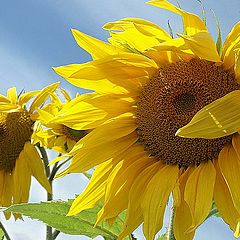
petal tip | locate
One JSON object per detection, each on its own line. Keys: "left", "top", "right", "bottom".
{"left": 175, "top": 128, "right": 182, "bottom": 137}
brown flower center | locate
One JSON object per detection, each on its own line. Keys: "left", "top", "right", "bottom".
{"left": 0, "top": 111, "right": 34, "bottom": 172}
{"left": 136, "top": 59, "right": 239, "bottom": 167}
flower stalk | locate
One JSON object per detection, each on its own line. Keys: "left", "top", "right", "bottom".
{"left": 38, "top": 146, "right": 67, "bottom": 240}
{"left": 0, "top": 221, "right": 11, "bottom": 240}
{"left": 167, "top": 207, "right": 176, "bottom": 240}
{"left": 37, "top": 145, "right": 53, "bottom": 240}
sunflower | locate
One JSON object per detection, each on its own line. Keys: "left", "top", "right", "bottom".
{"left": 34, "top": 89, "right": 87, "bottom": 153}
{"left": 0, "top": 83, "right": 58, "bottom": 218}
{"left": 51, "top": 1, "right": 240, "bottom": 239}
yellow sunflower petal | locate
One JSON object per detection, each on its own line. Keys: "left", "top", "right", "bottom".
{"left": 54, "top": 64, "right": 127, "bottom": 94}
{"left": 0, "top": 103, "right": 19, "bottom": 112}
{"left": 145, "top": 49, "right": 180, "bottom": 66}
{"left": 119, "top": 162, "right": 163, "bottom": 239}
{"left": 174, "top": 168, "right": 195, "bottom": 240}
{"left": 235, "top": 222, "right": 240, "bottom": 238}
{"left": 108, "top": 30, "right": 158, "bottom": 53}
{"left": 49, "top": 93, "right": 134, "bottom": 130}
{"left": 184, "top": 161, "right": 216, "bottom": 232}
{"left": 0, "top": 171, "right": 5, "bottom": 205}
{"left": 7, "top": 87, "right": 18, "bottom": 104}
{"left": 104, "top": 18, "right": 170, "bottom": 40}
{"left": 23, "top": 142, "right": 51, "bottom": 193}
{"left": 179, "top": 32, "right": 221, "bottom": 62}
{"left": 222, "top": 21, "right": 240, "bottom": 55}
{"left": 232, "top": 133, "right": 240, "bottom": 158}
{"left": 52, "top": 136, "right": 66, "bottom": 150}
{"left": 29, "top": 82, "right": 59, "bottom": 113}
{"left": 145, "top": 37, "right": 194, "bottom": 64}
{"left": 37, "top": 109, "right": 54, "bottom": 124}
{"left": 104, "top": 18, "right": 171, "bottom": 52}
{"left": 49, "top": 155, "right": 66, "bottom": 166}
{"left": 222, "top": 21, "right": 240, "bottom": 69}
{"left": 218, "top": 144, "right": 240, "bottom": 213}
{"left": 49, "top": 92, "right": 62, "bottom": 106}
{"left": 3, "top": 174, "right": 12, "bottom": 207}
{"left": 53, "top": 53, "right": 157, "bottom": 94}
{"left": 128, "top": 18, "right": 170, "bottom": 39}
{"left": 55, "top": 115, "right": 138, "bottom": 176}
{"left": 97, "top": 155, "right": 157, "bottom": 222}
{"left": 103, "top": 144, "right": 147, "bottom": 199}
{"left": 234, "top": 48, "right": 240, "bottom": 80}
{"left": 67, "top": 160, "right": 113, "bottom": 216}
{"left": 59, "top": 88, "right": 71, "bottom": 103}
{"left": 0, "top": 94, "right": 11, "bottom": 103}
{"left": 176, "top": 90, "right": 240, "bottom": 139}
{"left": 69, "top": 113, "right": 136, "bottom": 152}
{"left": 214, "top": 159, "right": 240, "bottom": 233}
{"left": 12, "top": 151, "right": 31, "bottom": 203}
{"left": 71, "top": 29, "right": 124, "bottom": 60}
{"left": 57, "top": 131, "right": 138, "bottom": 176}
{"left": 66, "top": 139, "right": 76, "bottom": 151}
{"left": 174, "top": 202, "right": 195, "bottom": 240}
{"left": 147, "top": 0, "right": 207, "bottom": 35}
{"left": 172, "top": 182, "right": 181, "bottom": 208}
{"left": 68, "top": 53, "right": 156, "bottom": 79}
{"left": 142, "top": 165, "right": 179, "bottom": 240}
{"left": 18, "top": 90, "right": 40, "bottom": 107}
{"left": 0, "top": 172, "right": 12, "bottom": 206}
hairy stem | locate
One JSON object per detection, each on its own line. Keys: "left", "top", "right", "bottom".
{"left": 0, "top": 221, "right": 11, "bottom": 240}
{"left": 52, "top": 230, "right": 60, "bottom": 240}
{"left": 167, "top": 207, "right": 176, "bottom": 240}
{"left": 38, "top": 147, "right": 66, "bottom": 240}
{"left": 37, "top": 145, "right": 53, "bottom": 240}
{"left": 38, "top": 145, "right": 50, "bottom": 178}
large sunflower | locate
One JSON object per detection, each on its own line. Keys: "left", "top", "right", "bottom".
{"left": 0, "top": 83, "right": 58, "bottom": 218}
{"left": 51, "top": 1, "right": 240, "bottom": 239}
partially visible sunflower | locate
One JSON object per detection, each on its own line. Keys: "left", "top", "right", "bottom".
{"left": 0, "top": 83, "right": 58, "bottom": 218}
{"left": 34, "top": 89, "right": 87, "bottom": 153}
{"left": 50, "top": 1, "right": 240, "bottom": 239}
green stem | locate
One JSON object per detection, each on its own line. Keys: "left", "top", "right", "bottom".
{"left": 48, "top": 159, "right": 69, "bottom": 182}
{"left": 37, "top": 145, "right": 53, "bottom": 240}
{"left": 167, "top": 207, "right": 176, "bottom": 240}
{"left": 0, "top": 221, "right": 11, "bottom": 240}
{"left": 130, "top": 233, "right": 137, "bottom": 240}
{"left": 49, "top": 162, "right": 59, "bottom": 182}
{"left": 38, "top": 145, "right": 50, "bottom": 178}
{"left": 46, "top": 226, "right": 53, "bottom": 240}
{"left": 37, "top": 148, "right": 68, "bottom": 240}
{"left": 52, "top": 230, "right": 60, "bottom": 240}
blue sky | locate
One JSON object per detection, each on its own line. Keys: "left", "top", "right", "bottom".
{"left": 1, "top": 0, "right": 240, "bottom": 239}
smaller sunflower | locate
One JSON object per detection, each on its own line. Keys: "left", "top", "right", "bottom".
{"left": 0, "top": 83, "right": 58, "bottom": 218}
{"left": 34, "top": 89, "right": 87, "bottom": 153}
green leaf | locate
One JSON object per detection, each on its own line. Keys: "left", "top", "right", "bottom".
{"left": 5, "top": 200, "right": 130, "bottom": 239}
